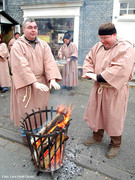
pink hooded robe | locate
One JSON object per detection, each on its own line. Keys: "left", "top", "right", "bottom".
{"left": 58, "top": 42, "right": 78, "bottom": 87}
{"left": 83, "top": 39, "right": 135, "bottom": 136}
{"left": 10, "top": 35, "right": 62, "bottom": 127}
{"left": 8, "top": 38, "right": 16, "bottom": 51}
{"left": 0, "top": 43, "right": 11, "bottom": 87}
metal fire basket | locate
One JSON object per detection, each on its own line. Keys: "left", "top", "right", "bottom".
{"left": 21, "top": 107, "right": 70, "bottom": 174}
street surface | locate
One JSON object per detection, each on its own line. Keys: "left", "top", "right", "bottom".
{"left": 0, "top": 79, "right": 135, "bottom": 180}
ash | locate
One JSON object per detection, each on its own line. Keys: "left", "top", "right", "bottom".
{"left": 54, "top": 157, "right": 83, "bottom": 180}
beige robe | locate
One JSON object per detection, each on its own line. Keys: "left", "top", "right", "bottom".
{"left": 83, "top": 39, "right": 135, "bottom": 136}
{"left": 10, "top": 35, "right": 62, "bottom": 127}
{"left": 8, "top": 38, "right": 16, "bottom": 51}
{"left": 58, "top": 42, "right": 78, "bottom": 87}
{"left": 0, "top": 43, "right": 11, "bottom": 87}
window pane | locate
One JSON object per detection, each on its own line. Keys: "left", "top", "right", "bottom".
{"left": 35, "top": 18, "right": 74, "bottom": 59}
{"left": 120, "top": 3, "right": 128, "bottom": 9}
{"left": 128, "top": 10, "right": 135, "bottom": 14}
{"left": 129, "top": 3, "right": 135, "bottom": 8}
{"left": 120, "top": 10, "right": 127, "bottom": 15}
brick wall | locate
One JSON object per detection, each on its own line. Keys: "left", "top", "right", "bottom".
{"left": 6, "top": 0, "right": 113, "bottom": 65}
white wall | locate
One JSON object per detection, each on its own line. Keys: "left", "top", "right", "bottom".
{"left": 112, "top": 0, "right": 135, "bottom": 46}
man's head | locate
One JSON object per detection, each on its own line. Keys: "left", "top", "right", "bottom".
{"left": 98, "top": 22, "right": 117, "bottom": 49}
{"left": 22, "top": 18, "right": 38, "bottom": 41}
{"left": 63, "top": 32, "right": 70, "bottom": 44}
{"left": 14, "top": 32, "right": 20, "bottom": 39}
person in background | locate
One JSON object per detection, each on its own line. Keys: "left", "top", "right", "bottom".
{"left": 58, "top": 32, "right": 78, "bottom": 90}
{"left": 0, "top": 34, "right": 11, "bottom": 93}
{"left": 8, "top": 32, "right": 20, "bottom": 52}
{"left": 10, "top": 18, "right": 62, "bottom": 144}
{"left": 82, "top": 22, "right": 135, "bottom": 159}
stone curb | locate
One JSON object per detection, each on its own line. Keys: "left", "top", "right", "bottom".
{"left": 0, "top": 127, "right": 23, "bottom": 145}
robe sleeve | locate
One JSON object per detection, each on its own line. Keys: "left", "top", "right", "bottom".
{"left": 101, "top": 42, "right": 135, "bottom": 89}
{"left": 10, "top": 42, "right": 37, "bottom": 89}
{"left": 0, "top": 43, "right": 9, "bottom": 60}
{"left": 71, "top": 43, "right": 78, "bottom": 59}
{"left": 8, "top": 39, "right": 15, "bottom": 51}
{"left": 58, "top": 45, "right": 64, "bottom": 58}
{"left": 43, "top": 43, "right": 62, "bottom": 82}
{"left": 83, "top": 44, "right": 98, "bottom": 74}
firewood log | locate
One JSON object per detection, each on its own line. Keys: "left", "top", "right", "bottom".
{"left": 40, "top": 133, "right": 68, "bottom": 168}
{"left": 39, "top": 104, "right": 66, "bottom": 135}
{"left": 34, "top": 134, "right": 57, "bottom": 161}
{"left": 30, "top": 113, "right": 64, "bottom": 144}
{"left": 42, "top": 113, "right": 64, "bottom": 134}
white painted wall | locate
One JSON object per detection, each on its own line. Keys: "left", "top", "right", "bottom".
{"left": 112, "top": 0, "right": 135, "bottom": 46}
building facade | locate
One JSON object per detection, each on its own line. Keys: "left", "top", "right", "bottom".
{"left": 4, "top": 0, "right": 135, "bottom": 65}
{"left": 113, "top": 0, "right": 135, "bottom": 47}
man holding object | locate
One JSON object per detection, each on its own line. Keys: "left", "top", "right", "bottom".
{"left": 82, "top": 22, "right": 135, "bottom": 158}
{"left": 10, "top": 18, "right": 62, "bottom": 144}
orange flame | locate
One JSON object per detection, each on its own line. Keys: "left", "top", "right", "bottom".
{"left": 44, "top": 103, "right": 75, "bottom": 134}
{"left": 34, "top": 103, "right": 75, "bottom": 149}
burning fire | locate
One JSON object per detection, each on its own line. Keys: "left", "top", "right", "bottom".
{"left": 33, "top": 103, "right": 75, "bottom": 148}
{"left": 49, "top": 103, "right": 75, "bottom": 132}
{"left": 51, "top": 145, "right": 64, "bottom": 165}
{"left": 31, "top": 103, "right": 75, "bottom": 170}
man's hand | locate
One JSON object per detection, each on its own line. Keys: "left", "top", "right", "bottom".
{"left": 81, "top": 74, "right": 91, "bottom": 80}
{"left": 32, "top": 82, "right": 49, "bottom": 92}
{"left": 50, "top": 79, "right": 60, "bottom": 90}
{"left": 81, "top": 73, "right": 97, "bottom": 81}
{"left": 66, "top": 58, "right": 70, "bottom": 62}
{"left": 59, "top": 55, "right": 63, "bottom": 60}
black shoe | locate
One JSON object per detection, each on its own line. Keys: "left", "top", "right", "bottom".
{"left": 61, "top": 86, "right": 67, "bottom": 89}
{"left": 1, "top": 87, "right": 8, "bottom": 93}
{"left": 67, "top": 87, "right": 72, "bottom": 90}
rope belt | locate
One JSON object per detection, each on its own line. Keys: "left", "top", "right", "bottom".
{"left": 36, "top": 75, "right": 42, "bottom": 79}
{"left": 22, "top": 75, "right": 42, "bottom": 108}
{"left": 98, "top": 82, "right": 128, "bottom": 94}
{"left": 22, "top": 86, "right": 31, "bottom": 108}
{"left": 98, "top": 83, "right": 113, "bottom": 94}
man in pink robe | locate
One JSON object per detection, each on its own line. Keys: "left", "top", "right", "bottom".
{"left": 58, "top": 32, "right": 78, "bottom": 90}
{"left": 0, "top": 34, "right": 11, "bottom": 93}
{"left": 10, "top": 18, "right": 62, "bottom": 144}
{"left": 82, "top": 22, "right": 135, "bottom": 158}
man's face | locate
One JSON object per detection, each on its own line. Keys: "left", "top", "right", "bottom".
{"left": 15, "top": 34, "right": 20, "bottom": 39}
{"left": 23, "top": 21, "right": 38, "bottom": 41}
{"left": 99, "top": 34, "right": 117, "bottom": 49}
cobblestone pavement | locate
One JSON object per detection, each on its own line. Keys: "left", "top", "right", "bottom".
{"left": 0, "top": 79, "right": 135, "bottom": 180}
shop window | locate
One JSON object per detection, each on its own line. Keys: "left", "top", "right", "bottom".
{"left": 35, "top": 18, "right": 74, "bottom": 59}
{"left": 120, "top": 2, "right": 135, "bottom": 16}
